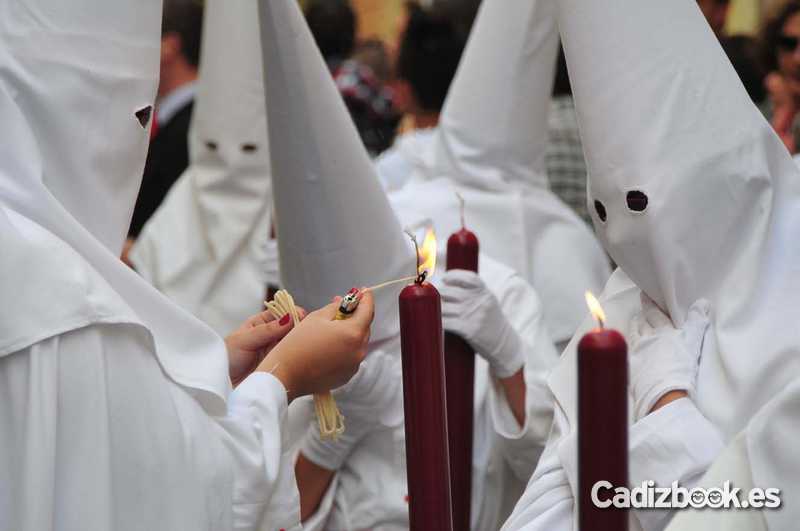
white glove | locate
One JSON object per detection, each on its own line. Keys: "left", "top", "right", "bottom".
{"left": 301, "top": 349, "right": 402, "bottom": 470}
{"left": 628, "top": 294, "right": 711, "bottom": 421}
{"left": 440, "top": 270, "right": 525, "bottom": 378}
{"left": 261, "top": 238, "right": 280, "bottom": 288}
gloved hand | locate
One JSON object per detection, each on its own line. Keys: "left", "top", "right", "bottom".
{"left": 301, "top": 348, "right": 402, "bottom": 471}
{"left": 261, "top": 238, "right": 280, "bottom": 288}
{"left": 628, "top": 294, "right": 711, "bottom": 421}
{"left": 440, "top": 270, "right": 525, "bottom": 378}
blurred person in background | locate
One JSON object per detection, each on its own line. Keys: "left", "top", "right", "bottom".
{"left": 125, "top": 0, "right": 202, "bottom": 261}
{"left": 306, "top": 0, "right": 399, "bottom": 156}
{"left": 721, "top": 35, "right": 768, "bottom": 109}
{"left": 762, "top": 0, "right": 800, "bottom": 153}
{"left": 545, "top": 46, "right": 591, "bottom": 226}
{"left": 375, "top": 2, "right": 467, "bottom": 191}
{"left": 697, "top": 0, "right": 731, "bottom": 36}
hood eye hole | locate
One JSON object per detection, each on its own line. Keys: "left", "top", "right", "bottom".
{"left": 241, "top": 143, "right": 258, "bottom": 153}
{"left": 626, "top": 190, "right": 649, "bottom": 212}
{"left": 134, "top": 105, "right": 153, "bottom": 129}
{"left": 205, "top": 140, "right": 218, "bottom": 151}
{"left": 594, "top": 200, "right": 607, "bottom": 222}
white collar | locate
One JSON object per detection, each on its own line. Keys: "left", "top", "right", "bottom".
{"left": 157, "top": 81, "right": 197, "bottom": 126}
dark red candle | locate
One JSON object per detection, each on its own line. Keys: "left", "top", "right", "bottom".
{"left": 444, "top": 227, "right": 479, "bottom": 530}
{"left": 577, "top": 321, "right": 628, "bottom": 531}
{"left": 399, "top": 280, "right": 454, "bottom": 531}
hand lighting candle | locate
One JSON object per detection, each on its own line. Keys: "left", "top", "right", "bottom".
{"left": 578, "top": 292, "right": 628, "bottom": 531}
{"left": 399, "top": 229, "right": 453, "bottom": 531}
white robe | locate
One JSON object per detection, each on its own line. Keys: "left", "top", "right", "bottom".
{"left": 502, "top": 399, "right": 724, "bottom": 531}
{"left": 374, "top": 128, "right": 438, "bottom": 193}
{"left": 130, "top": 176, "right": 271, "bottom": 337}
{"left": 302, "top": 254, "right": 559, "bottom": 530}
{"left": 0, "top": 320, "right": 300, "bottom": 531}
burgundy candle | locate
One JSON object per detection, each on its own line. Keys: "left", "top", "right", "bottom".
{"left": 399, "top": 231, "right": 453, "bottom": 531}
{"left": 578, "top": 293, "right": 628, "bottom": 531}
{"left": 444, "top": 225, "right": 479, "bottom": 531}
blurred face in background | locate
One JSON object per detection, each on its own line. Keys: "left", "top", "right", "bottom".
{"left": 777, "top": 11, "right": 800, "bottom": 96}
{"left": 697, "top": 0, "right": 729, "bottom": 35}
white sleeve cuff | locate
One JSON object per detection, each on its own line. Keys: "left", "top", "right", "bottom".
{"left": 630, "top": 398, "right": 724, "bottom": 531}
{"left": 228, "top": 372, "right": 289, "bottom": 416}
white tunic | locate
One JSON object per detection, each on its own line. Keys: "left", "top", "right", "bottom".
{"left": 502, "top": 399, "right": 724, "bottom": 531}
{"left": 374, "top": 128, "right": 438, "bottom": 193}
{"left": 0, "top": 323, "right": 300, "bottom": 531}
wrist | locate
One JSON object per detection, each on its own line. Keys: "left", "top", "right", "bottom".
{"left": 259, "top": 355, "right": 298, "bottom": 402}
{"left": 649, "top": 389, "right": 688, "bottom": 414}
{"left": 489, "top": 327, "right": 525, "bottom": 379}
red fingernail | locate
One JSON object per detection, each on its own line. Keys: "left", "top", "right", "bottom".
{"left": 279, "top": 314, "right": 290, "bottom": 326}
{"left": 348, "top": 287, "right": 359, "bottom": 294}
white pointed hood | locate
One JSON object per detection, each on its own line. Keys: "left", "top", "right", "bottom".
{"left": 258, "top": 0, "right": 414, "bottom": 341}
{"left": 388, "top": 0, "right": 610, "bottom": 343}
{"left": 550, "top": 0, "right": 800, "bottom": 440}
{"left": 431, "top": 0, "right": 558, "bottom": 191}
{"left": 188, "top": 0, "right": 271, "bottom": 262}
{"left": 0, "top": 0, "right": 230, "bottom": 414}
{"left": 131, "top": 0, "right": 274, "bottom": 335}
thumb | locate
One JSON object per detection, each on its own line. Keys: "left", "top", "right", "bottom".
{"left": 683, "top": 299, "right": 711, "bottom": 354}
{"left": 349, "top": 289, "right": 375, "bottom": 329}
{"left": 313, "top": 299, "right": 341, "bottom": 321}
{"left": 640, "top": 293, "right": 672, "bottom": 329}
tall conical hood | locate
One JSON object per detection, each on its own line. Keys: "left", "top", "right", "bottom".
{"left": 258, "top": 0, "right": 414, "bottom": 341}
{"left": 130, "top": 0, "right": 276, "bottom": 337}
{"left": 432, "top": 0, "right": 559, "bottom": 190}
{"left": 554, "top": 0, "right": 800, "bottom": 437}
{"left": 189, "top": 0, "right": 271, "bottom": 261}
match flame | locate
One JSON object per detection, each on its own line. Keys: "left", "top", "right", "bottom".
{"left": 585, "top": 291, "right": 606, "bottom": 328}
{"left": 418, "top": 228, "right": 437, "bottom": 279}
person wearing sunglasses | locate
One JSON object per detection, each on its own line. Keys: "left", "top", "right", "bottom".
{"left": 762, "top": 1, "right": 800, "bottom": 153}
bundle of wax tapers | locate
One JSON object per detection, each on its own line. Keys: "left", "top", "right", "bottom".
{"left": 265, "top": 289, "right": 348, "bottom": 440}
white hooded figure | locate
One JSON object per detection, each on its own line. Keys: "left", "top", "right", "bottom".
{"left": 0, "top": 0, "right": 304, "bottom": 529}
{"left": 131, "top": 0, "right": 273, "bottom": 336}
{"left": 502, "top": 0, "right": 800, "bottom": 529}
{"left": 258, "top": 0, "right": 560, "bottom": 529}
{"left": 387, "top": 0, "right": 611, "bottom": 349}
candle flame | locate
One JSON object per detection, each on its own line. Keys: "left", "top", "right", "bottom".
{"left": 585, "top": 291, "right": 606, "bottom": 328}
{"left": 418, "top": 228, "right": 437, "bottom": 279}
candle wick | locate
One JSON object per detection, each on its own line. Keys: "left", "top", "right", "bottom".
{"left": 598, "top": 317, "right": 605, "bottom": 329}
{"left": 405, "top": 229, "right": 422, "bottom": 279}
{"left": 455, "top": 191, "right": 465, "bottom": 229}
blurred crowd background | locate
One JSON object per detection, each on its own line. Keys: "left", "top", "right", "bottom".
{"left": 130, "top": 0, "right": 800, "bottom": 241}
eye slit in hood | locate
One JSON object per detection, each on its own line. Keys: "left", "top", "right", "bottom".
{"left": 626, "top": 190, "right": 648, "bottom": 212}
{"left": 241, "top": 143, "right": 258, "bottom": 153}
{"left": 134, "top": 105, "right": 153, "bottom": 129}
{"left": 205, "top": 140, "right": 218, "bottom": 151}
{"left": 594, "top": 199, "right": 607, "bottom": 222}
